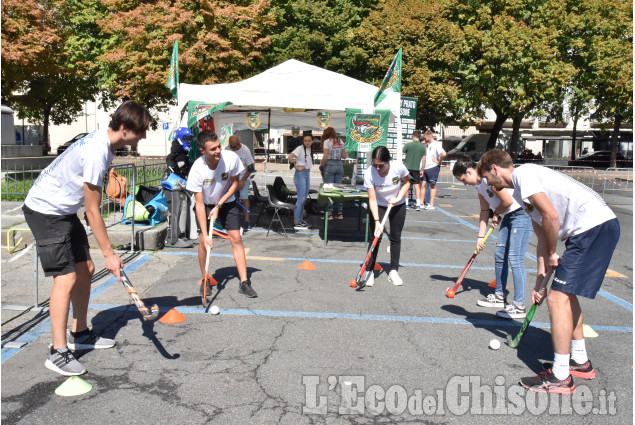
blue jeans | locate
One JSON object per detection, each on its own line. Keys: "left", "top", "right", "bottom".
{"left": 323, "top": 160, "right": 344, "bottom": 213}
{"left": 495, "top": 209, "right": 532, "bottom": 306}
{"left": 293, "top": 169, "right": 310, "bottom": 224}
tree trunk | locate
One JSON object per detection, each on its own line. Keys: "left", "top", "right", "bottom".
{"left": 510, "top": 114, "right": 523, "bottom": 156}
{"left": 43, "top": 107, "right": 51, "bottom": 155}
{"left": 610, "top": 114, "right": 621, "bottom": 168}
{"left": 571, "top": 113, "right": 579, "bottom": 161}
{"left": 489, "top": 106, "right": 508, "bottom": 151}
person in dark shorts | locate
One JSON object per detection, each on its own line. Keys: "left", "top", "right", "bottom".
{"left": 402, "top": 130, "right": 427, "bottom": 211}
{"left": 186, "top": 130, "right": 256, "bottom": 298}
{"left": 478, "top": 149, "right": 620, "bottom": 395}
{"left": 23, "top": 101, "right": 152, "bottom": 376}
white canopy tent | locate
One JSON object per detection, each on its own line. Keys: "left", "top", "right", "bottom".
{"left": 177, "top": 59, "right": 396, "bottom": 133}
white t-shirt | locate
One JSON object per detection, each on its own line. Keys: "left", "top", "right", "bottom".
{"left": 186, "top": 150, "right": 245, "bottom": 205}
{"left": 424, "top": 141, "right": 445, "bottom": 169}
{"left": 224, "top": 144, "right": 254, "bottom": 178}
{"left": 475, "top": 178, "right": 521, "bottom": 215}
{"left": 512, "top": 164, "right": 616, "bottom": 240}
{"left": 291, "top": 145, "right": 313, "bottom": 169}
{"left": 24, "top": 130, "right": 114, "bottom": 215}
{"left": 323, "top": 138, "right": 345, "bottom": 161}
{"left": 363, "top": 161, "right": 409, "bottom": 207}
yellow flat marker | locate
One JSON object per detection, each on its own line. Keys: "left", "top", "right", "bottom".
{"left": 246, "top": 256, "right": 285, "bottom": 262}
{"left": 456, "top": 214, "right": 480, "bottom": 218}
{"left": 610, "top": 204, "right": 632, "bottom": 210}
{"left": 605, "top": 269, "right": 627, "bottom": 278}
{"left": 439, "top": 204, "right": 453, "bottom": 207}
{"left": 244, "top": 247, "right": 251, "bottom": 255}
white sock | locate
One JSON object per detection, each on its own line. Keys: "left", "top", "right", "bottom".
{"left": 416, "top": 199, "right": 422, "bottom": 206}
{"left": 552, "top": 353, "right": 571, "bottom": 380}
{"left": 570, "top": 339, "right": 588, "bottom": 364}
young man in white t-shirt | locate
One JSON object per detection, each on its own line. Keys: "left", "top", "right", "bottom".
{"left": 187, "top": 130, "right": 256, "bottom": 298}
{"left": 23, "top": 101, "right": 152, "bottom": 376}
{"left": 225, "top": 135, "right": 255, "bottom": 232}
{"left": 478, "top": 149, "right": 620, "bottom": 395}
{"left": 421, "top": 130, "right": 446, "bottom": 210}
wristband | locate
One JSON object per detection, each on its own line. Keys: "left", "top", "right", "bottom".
{"left": 478, "top": 235, "right": 485, "bottom": 238}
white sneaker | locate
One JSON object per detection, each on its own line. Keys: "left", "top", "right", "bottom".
{"left": 366, "top": 271, "right": 374, "bottom": 287}
{"left": 387, "top": 270, "right": 403, "bottom": 286}
{"left": 424, "top": 204, "right": 436, "bottom": 210}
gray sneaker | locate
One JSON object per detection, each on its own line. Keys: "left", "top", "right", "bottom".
{"left": 477, "top": 294, "right": 505, "bottom": 308}
{"left": 67, "top": 329, "right": 116, "bottom": 350}
{"left": 239, "top": 279, "right": 258, "bottom": 298}
{"left": 45, "top": 345, "right": 86, "bottom": 376}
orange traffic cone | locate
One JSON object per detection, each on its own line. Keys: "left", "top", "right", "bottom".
{"left": 373, "top": 263, "right": 383, "bottom": 271}
{"left": 197, "top": 275, "right": 218, "bottom": 286}
{"left": 488, "top": 279, "right": 496, "bottom": 288}
{"left": 160, "top": 308, "right": 186, "bottom": 324}
{"left": 299, "top": 260, "right": 316, "bottom": 270}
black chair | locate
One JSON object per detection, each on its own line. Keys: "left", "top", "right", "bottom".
{"left": 251, "top": 180, "right": 270, "bottom": 227}
{"left": 274, "top": 176, "right": 317, "bottom": 201}
{"left": 266, "top": 184, "right": 296, "bottom": 237}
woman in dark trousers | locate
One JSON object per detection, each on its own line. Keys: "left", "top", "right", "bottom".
{"left": 363, "top": 146, "right": 410, "bottom": 287}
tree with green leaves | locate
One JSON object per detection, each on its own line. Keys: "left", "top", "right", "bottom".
{"left": 1, "top": 0, "right": 105, "bottom": 147}
{"left": 354, "top": 0, "right": 465, "bottom": 130}
{"left": 584, "top": 0, "right": 633, "bottom": 167}
{"left": 96, "top": 0, "right": 275, "bottom": 111}
{"left": 264, "top": 0, "right": 378, "bottom": 77}
{"left": 443, "top": 0, "right": 576, "bottom": 153}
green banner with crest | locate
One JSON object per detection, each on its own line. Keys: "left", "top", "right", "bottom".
{"left": 345, "top": 109, "right": 390, "bottom": 152}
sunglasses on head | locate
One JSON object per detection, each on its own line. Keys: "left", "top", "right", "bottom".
{"left": 372, "top": 162, "right": 388, "bottom": 170}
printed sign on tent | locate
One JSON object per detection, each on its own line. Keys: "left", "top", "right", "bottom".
{"left": 219, "top": 125, "right": 232, "bottom": 147}
{"left": 247, "top": 112, "right": 261, "bottom": 129}
{"left": 345, "top": 109, "right": 390, "bottom": 152}
{"left": 317, "top": 112, "right": 330, "bottom": 129}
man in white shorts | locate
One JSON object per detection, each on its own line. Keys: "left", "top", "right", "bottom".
{"left": 421, "top": 130, "right": 445, "bottom": 210}
{"left": 478, "top": 149, "right": 620, "bottom": 395}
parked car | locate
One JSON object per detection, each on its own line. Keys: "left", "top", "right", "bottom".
{"left": 57, "top": 133, "right": 87, "bottom": 155}
{"left": 567, "top": 151, "right": 632, "bottom": 169}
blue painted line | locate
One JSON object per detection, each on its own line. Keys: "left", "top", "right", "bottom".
{"left": 82, "top": 304, "right": 634, "bottom": 333}
{"left": 1, "top": 255, "right": 154, "bottom": 364}
{"left": 597, "top": 290, "right": 633, "bottom": 312}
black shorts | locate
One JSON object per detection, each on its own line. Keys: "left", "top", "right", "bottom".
{"left": 423, "top": 165, "right": 441, "bottom": 184}
{"left": 22, "top": 205, "right": 91, "bottom": 277}
{"left": 195, "top": 200, "right": 243, "bottom": 233}
{"left": 408, "top": 169, "right": 422, "bottom": 184}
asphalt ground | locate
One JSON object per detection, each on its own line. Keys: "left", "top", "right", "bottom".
{"left": 1, "top": 171, "right": 633, "bottom": 424}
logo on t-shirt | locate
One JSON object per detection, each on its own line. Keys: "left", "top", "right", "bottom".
{"left": 523, "top": 201, "right": 534, "bottom": 213}
{"left": 486, "top": 189, "right": 494, "bottom": 198}
{"left": 392, "top": 177, "right": 399, "bottom": 185}
{"left": 203, "top": 179, "right": 214, "bottom": 186}
{"left": 221, "top": 172, "right": 229, "bottom": 181}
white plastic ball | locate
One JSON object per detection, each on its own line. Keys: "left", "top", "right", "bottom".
{"left": 489, "top": 339, "right": 500, "bottom": 350}
{"left": 210, "top": 305, "right": 220, "bottom": 315}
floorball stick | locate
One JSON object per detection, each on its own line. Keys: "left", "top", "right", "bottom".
{"left": 446, "top": 226, "right": 495, "bottom": 297}
{"left": 354, "top": 204, "right": 393, "bottom": 289}
{"left": 506, "top": 266, "right": 555, "bottom": 349}
{"left": 202, "top": 215, "right": 213, "bottom": 309}
{"left": 120, "top": 269, "right": 160, "bottom": 321}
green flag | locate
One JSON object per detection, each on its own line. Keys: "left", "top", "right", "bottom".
{"left": 373, "top": 48, "right": 402, "bottom": 107}
{"left": 345, "top": 108, "right": 390, "bottom": 152}
{"left": 166, "top": 41, "right": 179, "bottom": 99}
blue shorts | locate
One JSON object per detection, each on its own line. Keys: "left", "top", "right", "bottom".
{"left": 552, "top": 218, "right": 620, "bottom": 299}
{"left": 423, "top": 166, "right": 440, "bottom": 184}
{"left": 237, "top": 179, "right": 250, "bottom": 200}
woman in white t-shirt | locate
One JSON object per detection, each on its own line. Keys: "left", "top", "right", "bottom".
{"left": 319, "top": 127, "right": 347, "bottom": 219}
{"left": 361, "top": 146, "right": 411, "bottom": 287}
{"left": 288, "top": 133, "right": 314, "bottom": 230}
{"left": 452, "top": 155, "right": 532, "bottom": 319}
